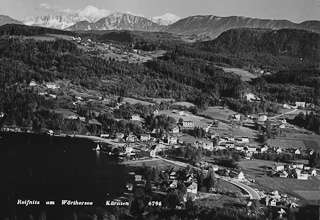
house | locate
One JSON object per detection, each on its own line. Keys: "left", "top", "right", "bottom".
{"left": 135, "top": 175, "right": 142, "bottom": 182}
{"left": 297, "top": 173, "right": 308, "bottom": 180}
{"left": 100, "top": 134, "right": 109, "bottom": 138}
{"left": 131, "top": 114, "right": 140, "bottom": 121}
{"left": 49, "top": 94, "right": 57, "bottom": 99}
{"left": 140, "top": 134, "right": 150, "bottom": 141}
{"left": 294, "top": 149, "right": 301, "bottom": 155}
{"left": 169, "top": 180, "right": 178, "bottom": 188}
{"left": 275, "top": 147, "right": 282, "bottom": 154}
{"left": 310, "top": 169, "right": 317, "bottom": 176}
{"left": 258, "top": 115, "right": 268, "bottom": 122}
{"left": 278, "top": 208, "right": 286, "bottom": 218}
{"left": 225, "top": 142, "right": 235, "bottom": 148}
{"left": 167, "top": 136, "right": 178, "bottom": 145}
{"left": 29, "top": 80, "right": 37, "bottom": 87}
{"left": 230, "top": 171, "right": 245, "bottom": 180}
{"left": 186, "top": 182, "right": 198, "bottom": 194}
{"left": 171, "top": 126, "right": 180, "bottom": 134}
{"left": 233, "top": 114, "right": 241, "bottom": 120}
{"left": 295, "top": 102, "right": 306, "bottom": 109}
{"left": 241, "top": 137, "right": 249, "bottom": 143}
{"left": 170, "top": 172, "right": 177, "bottom": 180}
{"left": 126, "top": 135, "right": 137, "bottom": 142}
{"left": 279, "top": 170, "right": 288, "bottom": 178}
{"left": 153, "top": 110, "right": 159, "bottom": 115}
{"left": 273, "top": 164, "right": 285, "bottom": 172}
{"left": 296, "top": 164, "right": 304, "bottom": 169}
{"left": 260, "top": 145, "right": 268, "bottom": 153}
{"left": 178, "top": 111, "right": 184, "bottom": 116}
{"left": 125, "top": 146, "right": 134, "bottom": 154}
{"left": 269, "top": 199, "right": 277, "bottom": 207}
{"left": 246, "top": 146, "right": 257, "bottom": 154}
{"left": 46, "top": 83, "right": 60, "bottom": 89}
{"left": 182, "top": 121, "right": 194, "bottom": 128}
{"left": 235, "top": 146, "right": 244, "bottom": 151}
{"left": 202, "top": 141, "right": 214, "bottom": 151}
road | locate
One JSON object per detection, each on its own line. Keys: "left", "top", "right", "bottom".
{"left": 219, "top": 177, "right": 260, "bottom": 200}
{"left": 156, "top": 156, "right": 260, "bottom": 200}
{"left": 270, "top": 109, "right": 298, "bottom": 119}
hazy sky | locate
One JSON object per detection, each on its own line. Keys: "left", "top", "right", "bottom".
{"left": 1, "top": 0, "right": 320, "bottom": 22}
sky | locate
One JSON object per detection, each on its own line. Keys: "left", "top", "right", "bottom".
{"left": 1, "top": 0, "right": 320, "bottom": 23}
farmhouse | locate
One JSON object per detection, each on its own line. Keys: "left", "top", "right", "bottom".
{"left": 259, "top": 145, "right": 268, "bottom": 153}
{"left": 279, "top": 170, "right": 288, "bottom": 178}
{"left": 140, "top": 134, "right": 151, "bottom": 141}
{"left": 182, "top": 120, "right": 194, "bottom": 128}
{"left": 294, "top": 149, "right": 301, "bottom": 155}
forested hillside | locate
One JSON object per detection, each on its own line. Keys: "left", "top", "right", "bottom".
{"left": 197, "top": 28, "right": 320, "bottom": 69}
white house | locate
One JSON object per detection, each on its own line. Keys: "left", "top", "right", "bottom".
{"left": 235, "top": 146, "right": 244, "bottom": 151}
{"left": 260, "top": 146, "right": 268, "bottom": 153}
{"left": 294, "top": 149, "right": 301, "bottom": 155}
{"left": 49, "top": 94, "right": 57, "bottom": 99}
{"left": 100, "top": 134, "right": 109, "bottom": 138}
{"left": 225, "top": 142, "right": 235, "bottom": 148}
{"left": 140, "top": 134, "right": 150, "bottom": 141}
{"left": 297, "top": 173, "right": 308, "bottom": 180}
{"left": 269, "top": 199, "right": 277, "bottom": 207}
{"left": 295, "top": 102, "right": 306, "bottom": 108}
{"left": 46, "top": 83, "right": 60, "bottom": 89}
{"left": 258, "top": 115, "right": 268, "bottom": 122}
{"left": 182, "top": 121, "right": 194, "bottom": 128}
{"left": 171, "top": 126, "right": 180, "bottom": 134}
{"left": 273, "top": 164, "right": 285, "bottom": 172}
{"left": 29, "top": 80, "right": 37, "bottom": 87}
{"left": 131, "top": 114, "right": 140, "bottom": 121}
{"left": 187, "top": 182, "right": 198, "bottom": 194}
{"left": 170, "top": 180, "right": 178, "bottom": 188}
{"left": 279, "top": 170, "right": 288, "bottom": 178}
{"left": 230, "top": 171, "right": 245, "bottom": 180}
{"left": 135, "top": 175, "right": 142, "bottom": 182}
{"left": 310, "top": 169, "right": 317, "bottom": 176}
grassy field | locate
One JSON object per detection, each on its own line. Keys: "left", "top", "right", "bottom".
{"left": 222, "top": 67, "right": 258, "bottom": 82}
{"left": 203, "top": 106, "right": 239, "bottom": 120}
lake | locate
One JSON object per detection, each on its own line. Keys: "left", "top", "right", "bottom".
{"left": 0, "top": 132, "right": 131, "bottom": 219}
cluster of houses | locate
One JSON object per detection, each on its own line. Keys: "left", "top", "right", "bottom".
{"left": 272, "top": 163, "right": 317, "bottom": 180}
{"left": 261, "top": 190, "right": 299, "bottom": 209}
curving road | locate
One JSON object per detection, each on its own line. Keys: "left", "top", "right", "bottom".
{"left": 156, "top": 156, "right": 260, "bottom": 200}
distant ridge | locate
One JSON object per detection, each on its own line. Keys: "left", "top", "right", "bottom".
{"left": 164, "top": 15, "right": 320, "bottom": 38}
{"left": 0, "top": 15, "right": 23, "bottom": 26}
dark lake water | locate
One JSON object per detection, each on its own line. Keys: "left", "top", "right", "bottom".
{"left": 0, "top": 132, "right": 131, "bottom": 220}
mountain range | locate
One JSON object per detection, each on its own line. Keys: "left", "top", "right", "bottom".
{"left": 1, "top": 13, "right": 320, "bottom": 39}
